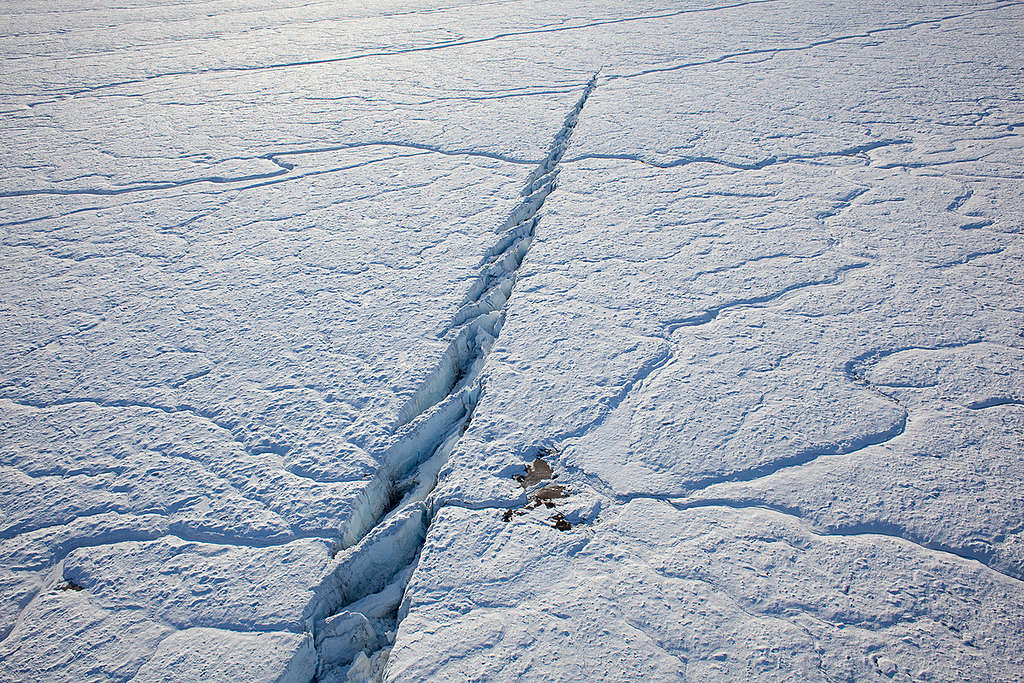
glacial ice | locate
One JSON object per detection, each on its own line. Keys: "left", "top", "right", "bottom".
{"left": 1, "top": 0, "right": 1022, "bottom": 681}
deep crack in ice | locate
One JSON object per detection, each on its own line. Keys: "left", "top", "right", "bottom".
{"left": 306, "top": 72, "right": 599, "bottom": 682}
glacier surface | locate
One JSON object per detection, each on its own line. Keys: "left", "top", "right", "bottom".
{"left": 1, "top": 0, "right": 1022, "bottom": 681}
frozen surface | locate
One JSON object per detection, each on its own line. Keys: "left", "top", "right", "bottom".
{"left": 398, "top": 0, "right": 1024, "bottom": 680}
{"left": 1, "top": 0, "right": 1023, "bottom": 680}
{"left": 391, "top": 503, "right": 1024, "bottom": 681}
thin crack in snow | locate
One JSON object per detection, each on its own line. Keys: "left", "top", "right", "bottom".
{"left": 14, "top": 1, "right": 771, "bottom": 105}
{"left": 662, "top": 499, "right": 1024, "bottom": 586}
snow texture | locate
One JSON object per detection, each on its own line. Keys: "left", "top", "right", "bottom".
{"left": 1, "top": 0, "right": 1022, "bottom": 681}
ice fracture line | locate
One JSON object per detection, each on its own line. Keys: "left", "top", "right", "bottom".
{"left": 302, "top": 72, "right": 600, "bottom": 681}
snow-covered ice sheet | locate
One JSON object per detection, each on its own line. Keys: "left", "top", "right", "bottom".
{"left": 390, "top": 503, "right": 1024, "bottom": 680}
{"left": 1, "top": 0, "right": 1022, "bottom": 680}
{"left": 0, "top": 0, "right": 591, "bottom": 678}
{"left": 394, "top": 0, "right": 1024, "bottom": 681}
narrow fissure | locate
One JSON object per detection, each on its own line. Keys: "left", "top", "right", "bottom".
{"left": 306, "top": 72, "right": 599, "bottom": 682}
